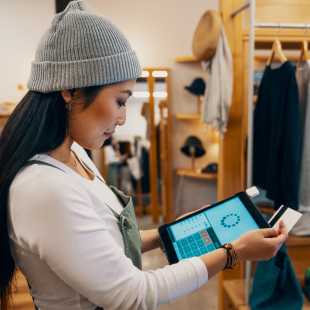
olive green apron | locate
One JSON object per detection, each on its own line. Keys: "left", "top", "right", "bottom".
{"left": 24, "top": 159, "right": 142, "bottom": 310}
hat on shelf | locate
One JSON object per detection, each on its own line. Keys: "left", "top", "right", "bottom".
{"left": 192, "top": 10, "right": 222, "bottom": 61}
{"left": 184, "top": 78, "right": 206, "bottom": 96}
{"left": 181, "top": 136, "right": 206, "bottom": 158}
{"left": 202, "top": 163, "right": 218, "bottom": 174}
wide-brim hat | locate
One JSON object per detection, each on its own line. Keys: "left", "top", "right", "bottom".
{"left": 181, "top": 136, "right": 206, "bottom": 158}
{"left": 192, "top": 10, "right": 222, "bottom": 61}
{"left": 184, "top": 78, "right": 206, "bottom": 96}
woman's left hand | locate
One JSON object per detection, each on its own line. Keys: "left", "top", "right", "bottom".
{"left": 175, "top": 205, "right": 210, "bottom": 221}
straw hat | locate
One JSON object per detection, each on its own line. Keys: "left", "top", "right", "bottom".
{"left": 192, "top": 10, "right": 222, "bottom": 61}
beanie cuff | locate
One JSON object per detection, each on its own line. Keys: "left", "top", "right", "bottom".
{"left": 27, "top": 50, "right": 142, "bottom": 93}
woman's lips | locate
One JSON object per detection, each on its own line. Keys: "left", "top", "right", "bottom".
{"left": 104, "top": 131, "right": 114, "bottom": 138}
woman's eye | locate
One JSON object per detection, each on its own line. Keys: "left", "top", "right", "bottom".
{"left": 117, "top": 101, "right": 126, "bottom": 107}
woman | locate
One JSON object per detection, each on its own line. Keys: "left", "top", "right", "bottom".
{"left": 104, "top": 137, "right": 129, "bottom": 187}
{"left": 0, "top": 1, "right": 287, "bottom": 310}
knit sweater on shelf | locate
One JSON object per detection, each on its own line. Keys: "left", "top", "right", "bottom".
{"left": 8, "top": 142, "right": 208, "bottom": 310}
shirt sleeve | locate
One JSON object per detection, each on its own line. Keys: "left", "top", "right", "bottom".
{"left": 10, "top": 169, "right": 208, "bottom": 310}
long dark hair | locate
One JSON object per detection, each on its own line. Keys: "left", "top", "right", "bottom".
{"left": 0, "top": 86, "right": 104, "bottom": 309}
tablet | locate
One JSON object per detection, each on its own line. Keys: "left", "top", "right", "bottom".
{"left": 158, "top": 191, "right": 270, "bottom": 264}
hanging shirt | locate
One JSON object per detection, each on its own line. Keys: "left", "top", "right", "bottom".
{"left": 201, "top": 26, "right": 233, "bottom": 136}
{"left": 253, "top": 61, "right": 300, "bottom": 210}
{"left": 295, "top": 60, "right": 310, "bottom": 212}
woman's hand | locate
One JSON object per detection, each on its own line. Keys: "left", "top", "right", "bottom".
{"left": 232, "top": 220, "right": 288, "bottom": 261}
{"left": 175, "top": 205, "right": 211, "bottom": 221}
{"left": 199, "top": 220, "right": 288, "bottom": 279}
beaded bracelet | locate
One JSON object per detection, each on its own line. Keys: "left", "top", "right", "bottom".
{"left": 219, "top": 243, "right": 238, "bottom": 270}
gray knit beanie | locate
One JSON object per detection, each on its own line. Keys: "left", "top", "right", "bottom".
{"left": 27, "top": 0, "right": 142, "bottom": 93}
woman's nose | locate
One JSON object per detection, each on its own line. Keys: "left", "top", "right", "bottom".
{"left": 116, "top": 107, "right": 126, "bottom": 126}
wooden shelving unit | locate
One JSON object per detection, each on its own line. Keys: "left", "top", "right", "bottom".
{"left": 176, "top": 168, "right": 217, "bottom": 180}
{"left": 174, "top": 54, "right": 301, "bottom": 64}
{"left": 174, "top": 56, "right": 197, "bottom": 63}
{"left": 175, "top": 113, "right": 201, "bottom": 120}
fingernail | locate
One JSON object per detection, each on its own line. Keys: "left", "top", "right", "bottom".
{"left": 278, "top": 231, "right": 281, "bottom": 235}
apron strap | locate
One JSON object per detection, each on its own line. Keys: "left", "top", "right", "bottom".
{"left": 79, "top": 159, "right": 121, "bottom": 219}
{"left": 79, "top": 158, "right": 106, "bottom": 184}
{"left": 25, "top": 160, "right": 65, "bottom": 172}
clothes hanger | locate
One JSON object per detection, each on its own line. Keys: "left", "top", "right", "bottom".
{"left": 266, "top": 24, "right": 288, "bottom": 66}
{"left": 297, "top": 25, "right": 310, "bottom": 68}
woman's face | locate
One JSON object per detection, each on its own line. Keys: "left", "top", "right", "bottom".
{"left": 64, "top": 79, "right": 136, "bottom": 150}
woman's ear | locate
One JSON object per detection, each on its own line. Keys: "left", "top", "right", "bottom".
{"left": 61, "top": 89, "right": 76, "bottom": 103}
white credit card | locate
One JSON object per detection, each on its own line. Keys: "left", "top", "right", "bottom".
{"left": 268, "top": 205, "right": 302, "bottom": 233}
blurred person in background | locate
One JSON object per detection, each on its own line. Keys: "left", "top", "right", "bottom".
{"left": 104, "top": 136, "right": 129, "bottom": 187}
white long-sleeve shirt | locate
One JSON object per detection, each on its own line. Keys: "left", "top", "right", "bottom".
{"left": 8, "top": 142, "right": 208, "bottom": 310}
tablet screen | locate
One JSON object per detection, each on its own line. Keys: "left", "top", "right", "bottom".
{"left": 166, "top": 196, "right": 259, "bottom": 261}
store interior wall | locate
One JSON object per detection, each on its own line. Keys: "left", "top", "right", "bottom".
{"left": 0, "top": 0, "right": 219, "bottom": 216}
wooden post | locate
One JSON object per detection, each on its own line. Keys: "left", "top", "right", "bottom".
{"left": 147, "top": 71, "right": 160, "bottom": 223}
{"left": 164, "top": 69, "right": 174, "bottom": 223}
{"left": 143, "top": 68, "right": 173, "bottom": 224}
{"left": 218, "top": 1, "right": 245, "bottom": 309}
{"left": 159, "top": 100, "right": 168, "bottom": 221}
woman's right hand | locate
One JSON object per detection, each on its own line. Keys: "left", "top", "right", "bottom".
{"left": 232, "top": 220, "right": 288, "bottom": 261}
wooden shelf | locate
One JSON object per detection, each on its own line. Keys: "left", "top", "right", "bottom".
{"left": 287, "top": 235, "right": 310, "bottom": 247}
{"left": 254, "top": 55, "right": 300, "bottom": 62}
{"left": 176, "top": 168, "right": 217, "bottom": 180}
{"left": 0, "top": 113, "right": 10, "bottom": 118}
{"left": 174, "top": 56, "right": 198, "bottom": 63}
{"left": 175, "top": 54, "right": 302, "bottom": 64}
{"left": 175, "top": 113, "right": 201, "bottom": 120}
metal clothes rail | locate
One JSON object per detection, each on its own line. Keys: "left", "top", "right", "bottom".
{"left": 255, "top": 22, "right": 310, "bottom": 28}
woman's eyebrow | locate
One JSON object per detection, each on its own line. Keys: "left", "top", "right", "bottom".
{"left": 121, "top": 90, "right": 132, "bottom": 97}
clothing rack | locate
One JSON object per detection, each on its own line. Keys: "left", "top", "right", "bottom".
{"left": 231, "top": 0, "right": 310, "bottom": 306}
{"left": 254, "top": 22, "right": 310, "bottom": 29}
